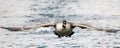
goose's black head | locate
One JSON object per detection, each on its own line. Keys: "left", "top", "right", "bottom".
{"left": 62, "top": 20, "right": 66, "bottom": 28}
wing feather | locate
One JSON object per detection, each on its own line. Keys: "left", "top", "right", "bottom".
{"left": 0, "top": 22, "right": 55, "bottom": 31}
{"left": 72, "top": 23, "right": 119, "bottom": 32}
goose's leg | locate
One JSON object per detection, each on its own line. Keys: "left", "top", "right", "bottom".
{"left": 53, "top": 31, "right": 61, "bottom": 38}
{"left": 68, "top": 32, "right": 74, "bottom": 37}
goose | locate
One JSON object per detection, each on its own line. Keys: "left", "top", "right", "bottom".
{"left": 0, "top": 20, "right": 119, "bottom": 38}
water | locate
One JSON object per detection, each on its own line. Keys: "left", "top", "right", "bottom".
{"left": 0, "top": 0, "right": 120, "bottom": 48}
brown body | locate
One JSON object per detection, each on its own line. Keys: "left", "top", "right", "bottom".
{"left": 54, "top": 22, "right": 73, "bottom": 37}
{"left": 0, "top": 21, "right": 119, "bottom": 38}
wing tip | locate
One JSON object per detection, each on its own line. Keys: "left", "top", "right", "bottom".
{"left": 0, "top": 27, "right": 23, "bottom": 31}
{"left": 104, "top": 29, "right": 120, "bottom": 33}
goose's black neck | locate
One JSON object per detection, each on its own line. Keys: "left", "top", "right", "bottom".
{"left": 62, "top": 20, "right": 66, "bottom": 28}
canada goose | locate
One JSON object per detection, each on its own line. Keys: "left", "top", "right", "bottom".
{"left": 0, "top": 20, "right": 119, "bottom": 38}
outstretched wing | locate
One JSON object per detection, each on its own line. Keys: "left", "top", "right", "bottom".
{"left": 0, "top": 23, "right": 55, "bottom": 31}
{"left": 72, "top": 23, "right": 119, "bottom": 32}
